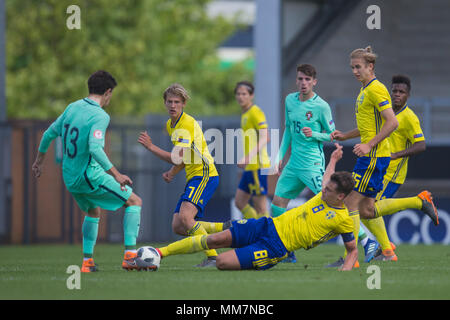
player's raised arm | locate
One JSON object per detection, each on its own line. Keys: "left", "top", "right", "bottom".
{"left": 321, "top": 143, "right": 343, "bottom": 191}
{"left": 138, "top": 130, "right": 175, "bottom": 164}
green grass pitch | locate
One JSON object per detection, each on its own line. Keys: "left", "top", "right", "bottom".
{"left": 1, "top": 243, "right": 449, "bottom": 300}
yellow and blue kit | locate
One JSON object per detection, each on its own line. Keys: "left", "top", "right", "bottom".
{"left": 376, "top": 103, "right": 425, "bottom": 199}
{"left": 167, "top": 112, "right": 219, "bottom": 217}
{"left": 352, "top": 78, "right": 392, "bottom": 197}
{"left": 238, "top": 104, "right": 270, "bottom": 195}
{"left": 229, "top": 192, "right": 354, "bottom": 270}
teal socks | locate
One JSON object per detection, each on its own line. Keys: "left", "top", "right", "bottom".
{"left": 271, "top": 204, "right": 287, "bottom": 218}
{"left": 123, "top": 206, "right": 141, "bottom": 250}
{"left": 82, "top": 216, "right": 100, "bottom": 258}
{"left": 358, "top": 224, "right": 368, "bottom": 247}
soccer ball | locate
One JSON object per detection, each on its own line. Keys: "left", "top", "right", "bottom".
{"left": 136, "top": 246, "right": 161, "bottom": 271}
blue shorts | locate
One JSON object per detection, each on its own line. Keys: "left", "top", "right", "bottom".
{"left": 174, "top": 175, "right": 219, "bottom": 219}
{"left": 230, "top": 217, "right": 289, "bottom": 270}
{"left": 376, "top": 179, "right": 401, "bottom": 200}
{"left": 352, "top": 156, "right": 390, "bottom": 198}
{"left": 238, "top": 169, "right": 268, "bottom": 196}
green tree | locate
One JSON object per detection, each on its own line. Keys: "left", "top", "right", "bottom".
{"left": 6, "top": 0, "right": 252, "bottom": 119}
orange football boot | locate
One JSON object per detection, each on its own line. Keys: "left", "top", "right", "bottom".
{"left": 81, "top": 258, "right": 98, "bottom": 273}
{"left": 418, "top": 191, "right": 439, "bottom": 226}
{"left": 122, "top": 251, "right": 139, "bottom": 271}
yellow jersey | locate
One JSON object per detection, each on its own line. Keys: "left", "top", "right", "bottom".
{"left": 240, "top": 105, "right": 271, "bottom": 171}
{"left": 272, "top": 192, "right": 354, "bottom": 252}
{"left": 355, "top": 78, "right": 392, "bottom": 157}
{"left": 384, "top": 104, "right": 425, "bottom": 184}
{"left": 166, "top": 112, "right": 218, "bottom": 182}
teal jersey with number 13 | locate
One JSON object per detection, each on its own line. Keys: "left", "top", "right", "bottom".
{"left": 38, "top": 97, "right": 113, "bottom": 193}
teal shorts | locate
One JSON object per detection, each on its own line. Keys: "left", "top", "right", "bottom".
{"left": 70, "top": 168, "right": 132, "bottom": 212}
{"left": 274, "top": 165, "right": 324, "bottom": 199}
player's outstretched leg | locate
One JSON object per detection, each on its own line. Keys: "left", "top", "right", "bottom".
{"left": 373, "top": 190, "right": 439, "bottom": 225}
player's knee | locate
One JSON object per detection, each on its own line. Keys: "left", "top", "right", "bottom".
{"left": 127, "top": 193, "right": 142, "bottom": 207}
{"left": 359, "top": 205, "right": 375, "bottom": 219}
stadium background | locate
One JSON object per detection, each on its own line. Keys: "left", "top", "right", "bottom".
{"left": 0, "top": 0, "right": 449, "bottom": 247}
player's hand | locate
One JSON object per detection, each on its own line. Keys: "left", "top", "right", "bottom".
{"left": 301, "top": 127, "right": 313, "bottom": 137}
{"left": 272, "top": 160, "right": 282, "bottom": 176}
{"left": 353, "top": 143, "right": 371, "bottom": 157}
{"left": 330, "top": 143, "right": 343, "bottom": 161}
{"left": 162, "top": 171, "right": 174, "bottom": 183}
{"left": 390, "top": 152, "right": 399, "bottom": 160}
{"left": 32, "top": 160, "right": 43, "bottom": 178}
{"left": 138, "top": 131, "right": 153, "bottom": 150}
{"left": 115, "top": 174, "right": 133, "bottom": 191}
{"left": 330, "top": 130, "right": 345, "bottom": 141}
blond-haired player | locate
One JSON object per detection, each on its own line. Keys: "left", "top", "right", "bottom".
{"left": 329, "top": 47, "right": 438, "bottom": 267}
{"left": 138, "top": 83, "right": 222, "bottom": 267}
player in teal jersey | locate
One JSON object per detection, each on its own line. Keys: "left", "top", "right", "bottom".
{"left": 32, "top": 71, "right": 143, "bottom": 272}
{"left": 271, "top": 64, "right": 335, "bottom": 262}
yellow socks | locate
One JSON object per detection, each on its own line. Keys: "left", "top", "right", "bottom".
{"left": 241, "top": 204, "right": 258, "bottom": 219}
{"left": 187, "top": 222, "right": 218, "bottom": 258}
{"left": 375, "top": 197, "right": 422, "bottom": 217}
{"left": 198, "top": 221, "right": 224, "bottom": 234}
{"left": 362, "top": 217, "right": 392, "bottom": 250}
{"left": 159, "top": 235, "right": 208, "bottom": 257}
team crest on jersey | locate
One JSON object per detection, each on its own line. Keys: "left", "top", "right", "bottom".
{"left": 237, "top": 219, "right": 248, "bottom": 224}
{"left": 357, "top": 93, "right": 365, "bottom": 108}
{"left": 93, "top": 130, "right": 103, "bottom": 139}
{"left": 326, "top": 211, "right": 336, "bottom": 220}
{"left": 305, "top": 111, "right": 313, "bottom": 120}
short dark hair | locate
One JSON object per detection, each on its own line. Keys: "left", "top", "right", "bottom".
{"left": 234, "top": 81, "right": 254, "bottom": 95}
{"left": 330, "top": 171, "right": 355, "bottom": 196}
{"left": 297, "top": 64, "right": 317, "bottom": 78}
{"left": 88, "top": 70, "right": 117, "bottom": 95}
{"left": 392, "top": 74, "right": 411, "bottom": 93}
